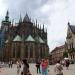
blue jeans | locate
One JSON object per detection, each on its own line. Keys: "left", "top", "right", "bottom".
{"left": 42, "top": 68, "right": 48, "bottom": 75}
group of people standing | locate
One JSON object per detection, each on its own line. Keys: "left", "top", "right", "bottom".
{"left": 35, "top": 58, "right": 70, "bottom": 75}
{"left": 7, "top": 58, "right": 70, "bottom": 75}
{"left": 16, "top": 59, "right": 31, "bottom": 75}
{"left": 36, "top": 58, "right": 49, "bottom": 75}
{"left": 16, "top": 58, "right": 49, "bottom": 75}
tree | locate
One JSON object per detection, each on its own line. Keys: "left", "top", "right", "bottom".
{"left": 63, "top": 51, "right": 68, "bottom": 58}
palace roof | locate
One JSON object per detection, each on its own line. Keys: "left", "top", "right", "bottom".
{"left": 69, "top": 25, "right": 75, "bottom": 34}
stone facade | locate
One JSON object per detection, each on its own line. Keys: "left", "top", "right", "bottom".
{"left": 66, "top": 22, "right": 75, "bottom": 61}
{"left": 0, "top": 11, "right": 49, "bottom": 62}
{"left": 50, "top": 45, "right": 66, "bottom": 64}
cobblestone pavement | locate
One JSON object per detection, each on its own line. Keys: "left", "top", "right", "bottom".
{"left": 0, "top": 64, "right": 75, "bottom": 75}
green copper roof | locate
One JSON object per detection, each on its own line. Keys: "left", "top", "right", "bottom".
{"left": 5, "top": 40, "right": 8, "bottom": 43}
{"left": 35, "top": 36, "right": 45, "bottom": 43}
{"left": 39, "top": 37, "right": 45, "bottom": 43}
{"left": 25, "top": 35, "right": 35, "bottom": 42}
{"left": 13, "top": 35, "right": 22, "bottom": 42}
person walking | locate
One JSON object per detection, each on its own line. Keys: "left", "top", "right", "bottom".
{"left": 41, "top": 59, "right": 48, "bottom": 75}
{"left": 54, "top": 60, "right": 63, "bottom": 75}
{"left": 10, "top": 60, "right": 13, "bottom": 68}
{"left": 65, "top": 60, "right": 70, "bottom": 70}
{"left": 8, "top": 61, "right": 11, "bottom": 68}
{"left": 36, "top": 60, "right": 41, "bottom": 74}
{"left": 22, "top": 59, "right": 30, "bottom": 75}
{"left": 16, "top": 60, "right": 21, "bottom": 75}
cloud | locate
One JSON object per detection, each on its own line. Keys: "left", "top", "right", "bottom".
{"left": 0, "top": 0, "right": 75, "bottom": 51}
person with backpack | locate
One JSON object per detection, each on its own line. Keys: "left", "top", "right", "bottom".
{"left": 54, "top": 60, "right": 63, "bottom": 75}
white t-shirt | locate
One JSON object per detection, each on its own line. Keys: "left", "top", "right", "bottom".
{"left": 54, "top": 63, "right": 63, "bottom": 75}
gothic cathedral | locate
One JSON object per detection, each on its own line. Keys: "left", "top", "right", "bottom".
{"left": 0, "top": 11, "right": 49, "bottom": 62}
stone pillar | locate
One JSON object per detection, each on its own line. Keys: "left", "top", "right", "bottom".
{"left": 11, "top": 43, "right": 13, "bottom": 58}
{"left": 33, "top": 44, "right": 35, "bottom": 61}
{"left": 28, "top": 44, "right": 30, "bottom": 58}
{"left": 44, "top": 45, "right": 46, "bottom": 57}
{"left": 21, "top": 42, "right": 24, "bottom": 59}
{"left": 45, "top": 45, "right": 47, "bottom": 57}
{"left": 33, "top": 44, "right": 35, "bottom": 58}
{"left": 21, "top": 34, "right": 25, "bottom": 59}
{"left": 38, "top": 44, "right": 40, "bottom": 60}
{"left": 15, "top": 43, "right": 17, "bottom": 59}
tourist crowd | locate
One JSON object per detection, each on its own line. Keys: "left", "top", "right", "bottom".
{"left": 0, "top": 58, "right": 70, "bottom": 75}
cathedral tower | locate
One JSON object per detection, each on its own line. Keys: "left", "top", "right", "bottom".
{"left": 1, "top": 11, "right": 11, "bottom": 31}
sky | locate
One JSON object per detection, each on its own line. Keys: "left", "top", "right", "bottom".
{"left": 0, "top": 0, "right": 75, "bottom": 51}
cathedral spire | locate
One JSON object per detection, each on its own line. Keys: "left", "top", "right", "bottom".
{"left": 33, "top": 22, "right": 35, "bottom": 26}
{"left": 11, "top": 19, "right": 14, "bottom": 27}
{"left": 43, "top": 24, "right": 44, "bottom": 32}
{"left": 46, "top": 28, "right": 47, "bottom": 33}
{"left": 38, "top": 23, "right": 39, "bottom": 28}
{"left": 36, "top": 19, "right": 37, "bottom": 28}
{"left": 19, "top": 14, "right": 22, "bottom": 23}
{"left": 40, "top": 24, "right": 41, "bottom": 30}
{"left": 5, "top": 10, "right": 9, "bottom": 21}
{"left": 23, "top": 13, "right": 30, "bottom": 22}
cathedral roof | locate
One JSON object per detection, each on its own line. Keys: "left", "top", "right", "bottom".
{"left": 35, "top": 36, "right": 45, "bottom": 43}
{"left": 13, "top": 35, "right": 22, "bottom": 42}
{"left": 25, "top": 35, "right": 35, "bottom": 42}
{"left": 69, "top": 25, "right": 75, "bottom": 34}
{"left": 23, "top": 13, "right": 31, "bottom": 22}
